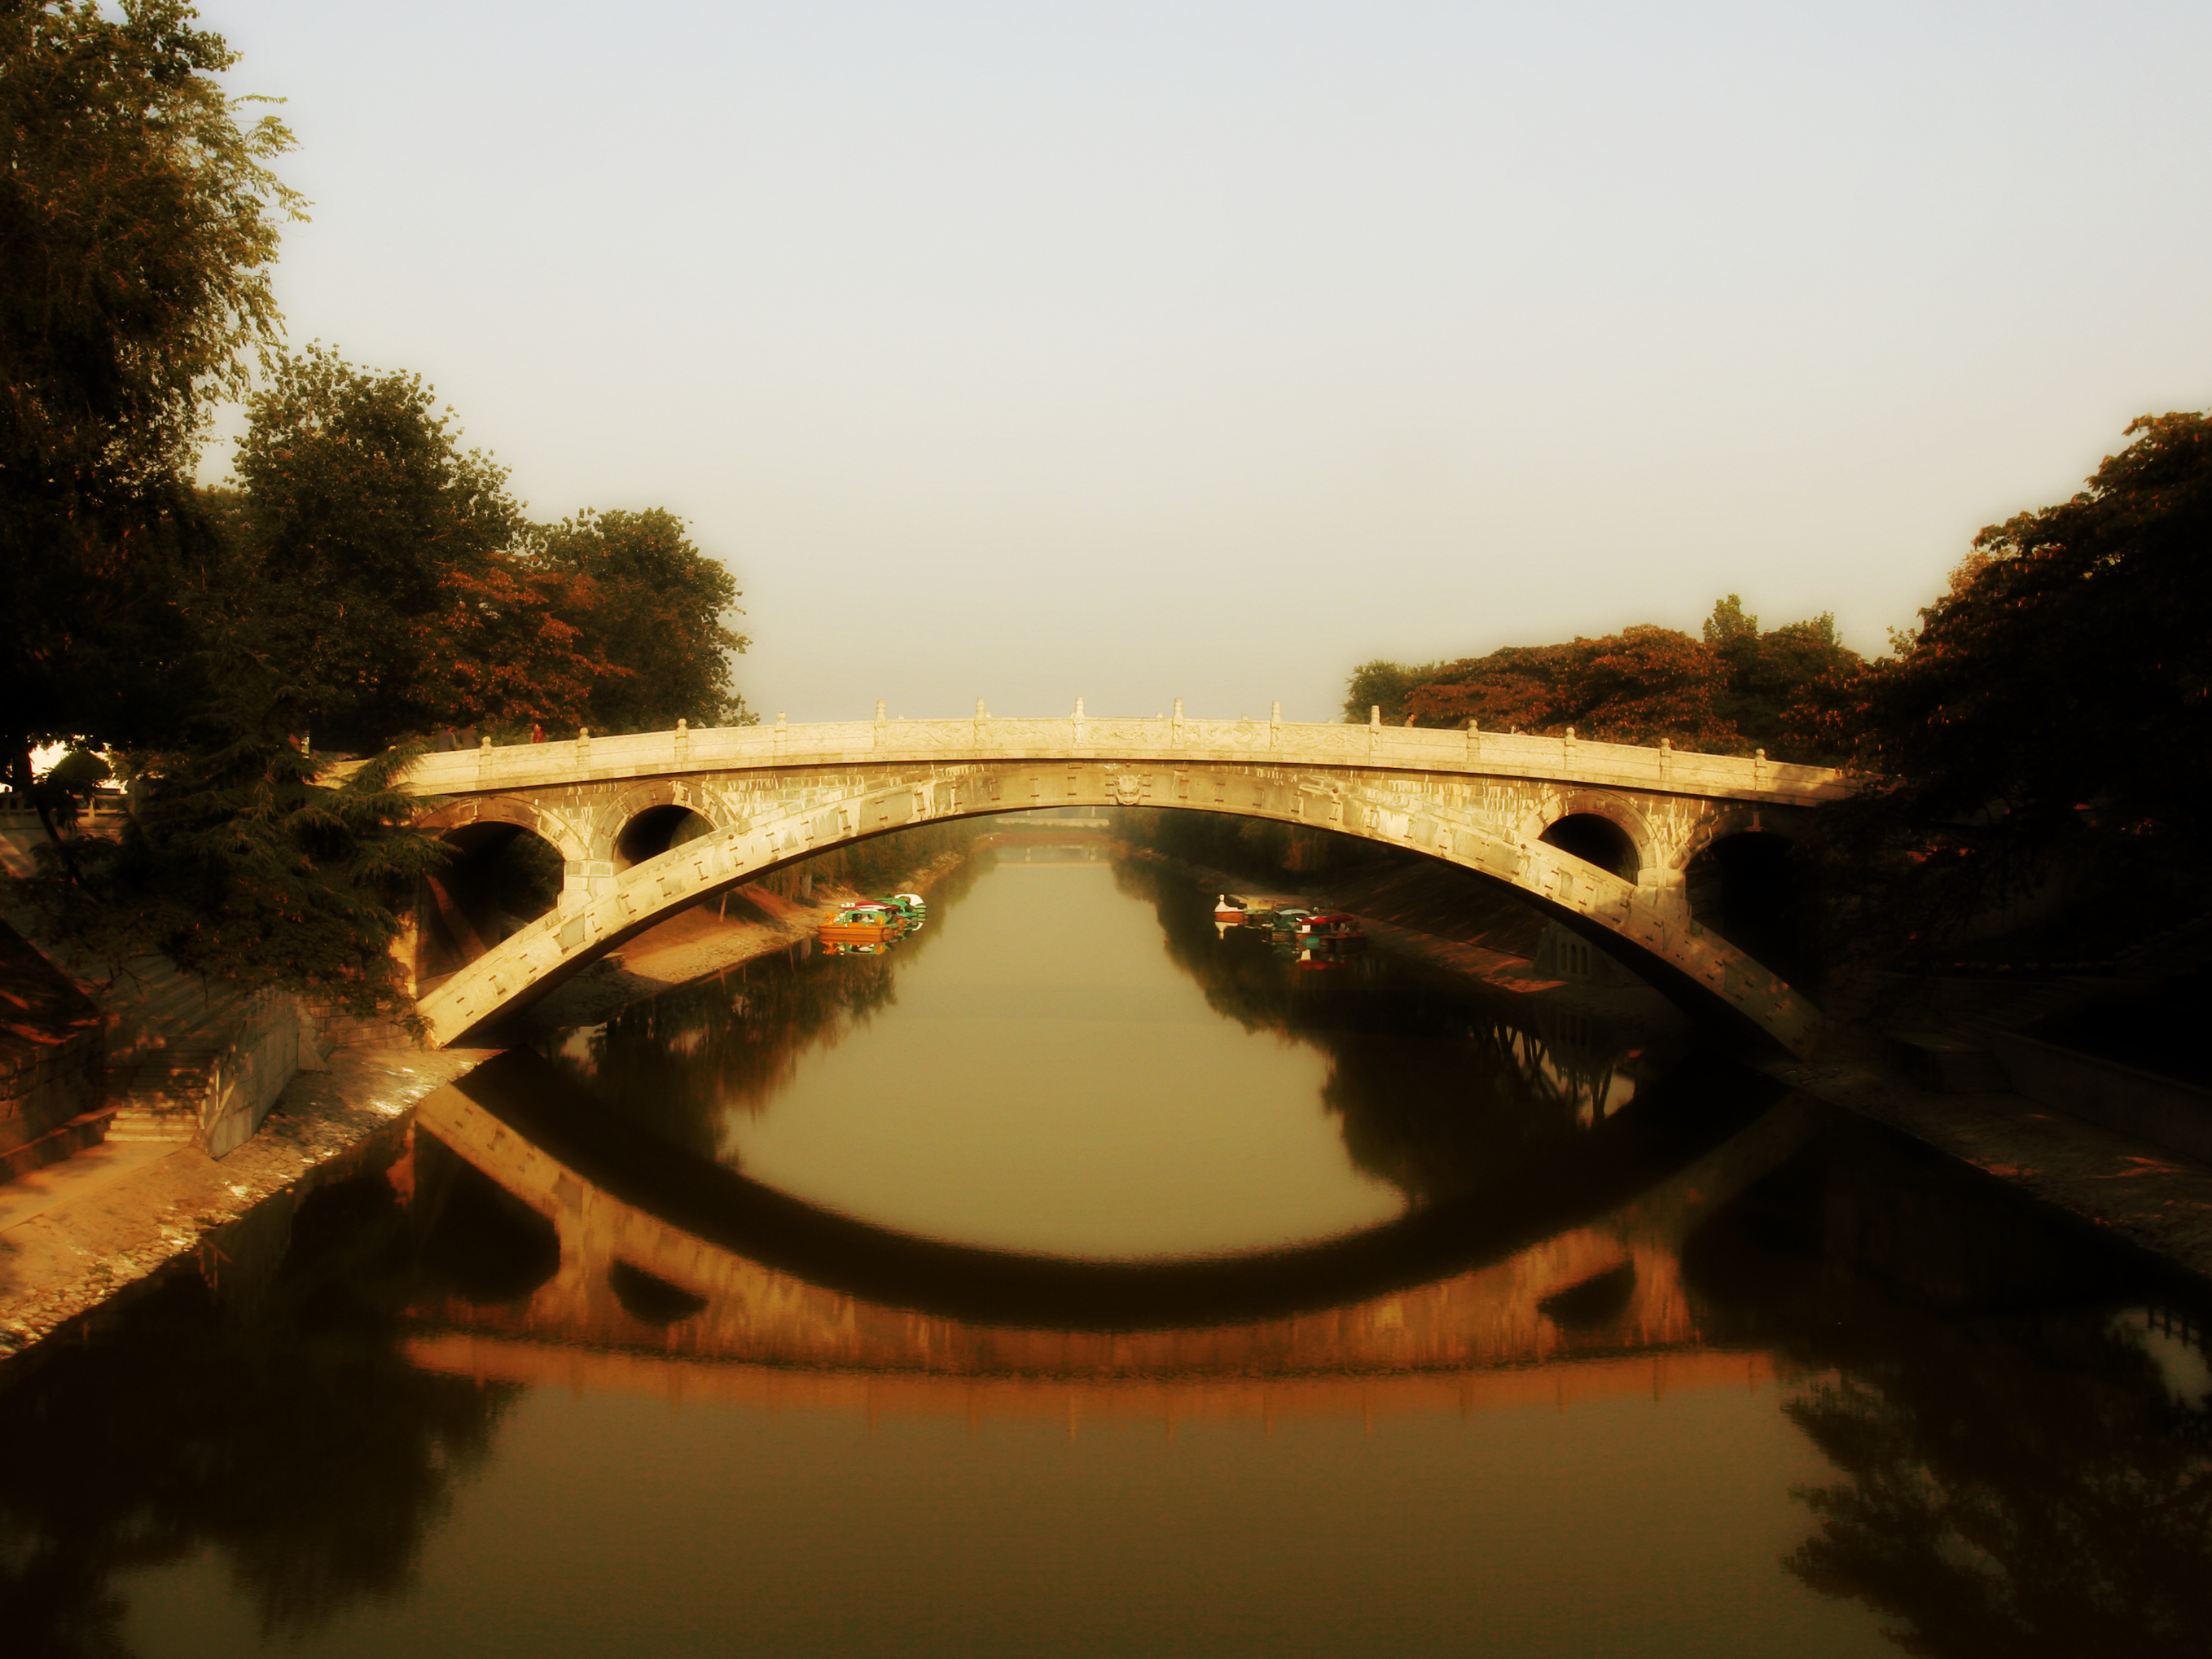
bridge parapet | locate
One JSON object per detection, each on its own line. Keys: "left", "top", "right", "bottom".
{"left": 388, "top": 714, "right": 1846, "bottom": 810}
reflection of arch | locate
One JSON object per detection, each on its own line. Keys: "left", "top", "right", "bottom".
{"left": 411, "top": 1049, "right": 1817, "bottom": 1363}
{"left": 413, "top": 764, "right": 1823, "bottom": 1053}
{"left": 421, "top": 1049, "right": 1788, "bottom": 1333}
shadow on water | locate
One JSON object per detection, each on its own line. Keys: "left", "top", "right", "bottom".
{"left": 0, "top": 1170, "right": 519, "bottom": 1659}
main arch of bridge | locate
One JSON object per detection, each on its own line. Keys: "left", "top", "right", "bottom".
{"left": 393, "top": 712, "right": 1847, "bottom": 1052}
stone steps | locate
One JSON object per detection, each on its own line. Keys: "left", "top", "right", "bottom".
{"left": 103, "top": 1051, "right": 224, "bottom": 1143}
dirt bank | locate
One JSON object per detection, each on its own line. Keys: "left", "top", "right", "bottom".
{"left": 0, "top": 1042, "right": 497, "bottom": 1358}
{"left": 511, "top": 853, "right": 968, "bottom": 1035}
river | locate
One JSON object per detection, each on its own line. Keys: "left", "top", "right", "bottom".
{"left": 2, "top": 846, "right": 2208, "bottom": 1657}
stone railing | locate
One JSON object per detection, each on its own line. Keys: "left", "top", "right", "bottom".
{"left": 376, "top": 706, "right": 1849, "bottom": 809}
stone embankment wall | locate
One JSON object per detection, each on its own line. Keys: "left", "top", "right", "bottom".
{"left": 0, "top": 920, "right": 108, "bottom": 1178}
{"left": 1988, "top": 1031, "right": 2212, "bottom": 1168}
{"left": 195, "top": 996, "right": 324, "bottom": 1159}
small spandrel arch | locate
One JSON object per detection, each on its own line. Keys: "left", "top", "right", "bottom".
{"left": 614, "top": 803, "right": 718, "bottom": 871}
{"left": 1538, "top": 812, "right": 1640, "bottom": 884}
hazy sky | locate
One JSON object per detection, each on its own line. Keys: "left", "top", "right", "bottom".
{"left": 198, "top": 0, "right": 2212, "bottom": 722}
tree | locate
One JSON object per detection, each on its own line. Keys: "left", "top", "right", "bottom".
{"left": 11, "top": 643, "right": 445, "bottom": 1021}
{"left": 1, "top": 0, "right": 302, "bottom": 829}
{"left": 1704, "top": 595, "right": 1863, "bottom": 758}
{"left": 1401, "top": 627, "right": 1735, "bottom": 748}
{"left": 1401, "top": 643, "right": 1575, "bottom": 733}
{"left": 533, "top": 508, "right": 752, "bottom": 732}
{"left": 0, "top": 28, "right": 467, "bottom": 1021}
{"left": 1339, "top": 659, "right": 1437, "bottom": 725}
{"left": 1376, "top": 602, "right": 1860, "bottom": 758}
{"left": 224, "top": 345, "right": 617, "bottom": 749}
{"left": 1814, "top": 410, "right": 2212, "bottom": 934}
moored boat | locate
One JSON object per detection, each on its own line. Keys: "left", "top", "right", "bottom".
{"left": 1214, "top": 893, "right": 1305, "bottom": 928}
{"left": 1294, "top": 910, "right": 1364, "bottom": 941}
{"left": 819, "top": 900, "right": 911, "bottom": 955}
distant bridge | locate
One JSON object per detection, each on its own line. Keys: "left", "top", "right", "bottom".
{"left": 391, "top": 705, "right": 1847, "bottom": 1051}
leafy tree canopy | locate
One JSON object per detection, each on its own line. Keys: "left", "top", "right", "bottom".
{"left": 1704, "top": 595, "right": 1862, "bottom": 753}
{"left": 1402, "top": 627, "right": 1730, "bottom": 748}
{"left": 12, "top": 649, "right": 444, "bottom": 1022}
{"left": 533, "top": 507, "right": 752, "bottom": 732}
{"left": 1363, "top": 599, "right": 1861, "bottom": 758}
{"left": 1339, "top": 659, "right": 1437, "bottom": 725}
{"left": 2, "top": 0, "right": 302, "bottom": 810}
{"left": 223, "top": 345, "right": 619, "bottom": 750}
{"left": 2, "top": 13, "right": 755, "bottom": 1016}
{"left": 0, "top": 20, "right": 434, "bottom": 1019}
{"left": 1814, "top": 410, "right": 2212, "bottom": 929}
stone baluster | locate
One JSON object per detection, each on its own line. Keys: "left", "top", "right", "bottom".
{"left": 1754, "top": 748, "right": 1767, "bottom": 789}
{"left": 674, "top": 717, "right": 690, "bottom": 769}
{"left": 774, "top": 713, "right": 786, "bottom": 757}
{"left": 1563, "top": 726, "right": 1577, "bottom": 769}
{"left": 1465, "top": 720, "right": 1481, "bottom": 766}
{"left": 974, "top": 697, "right": 990, "bottom": 750}
{"left": 1073, "top": 696, "right": 1086, "bottom": 748}
{"left": 575, "top": 727, "right": 590, "bottom": 770}
{"left": 1172, "top": 697, "right": 1184, "bottom": 747}
{"left": 1659, "top": 737, "right": 1674, "bottom": 788}
{"left": 875, "top": 700, "right": 887, "bottom": 749}
{"left": 1270, "top": 700, "right": 1281, "bottom": 749}
{"left": 1369, "top": 704, "right": 1381, "bottom": 759}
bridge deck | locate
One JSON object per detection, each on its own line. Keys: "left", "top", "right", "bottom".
{"left": 385, "top": 714, "right": 1847, "bottom": 809}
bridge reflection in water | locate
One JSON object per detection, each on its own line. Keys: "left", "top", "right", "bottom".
{"left": 398, "top": 1047, "right": 1819, "bottom": 1419}
{"left": 12, "top": 840, "right": 2207, "bottom": 1659}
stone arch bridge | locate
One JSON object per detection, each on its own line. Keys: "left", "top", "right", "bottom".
{"left": 392, "top": 706, "right": 1848, "bottom": 1051}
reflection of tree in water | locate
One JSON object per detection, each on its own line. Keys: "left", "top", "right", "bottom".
{"left": 1687, "top": 1132, "right": 2212, "bottom": 1658}
{"left": 1783, "top": 1328, "right": 2212, "bottom": 1658}
{"left": 542, "top": 852, "right": 989, "bottom": 1157}
{"left": 1111, "top": 858, "right": 1655, "bottom": 1200}
{"left": 0, "top": 1174, "right": 517, "bottom": 1658}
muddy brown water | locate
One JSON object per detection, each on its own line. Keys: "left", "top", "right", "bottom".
{"left": 3, "top": 849, "right": 2209, "bottom": 1657}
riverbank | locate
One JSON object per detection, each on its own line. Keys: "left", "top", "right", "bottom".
{"left": 0, "top": 1042, "right": 497, "bottom": 1354}
{"left": 0, "top": 853, "right": 980, "bottom": 1360}
{"left": 1760, "top": 1038, "right": 2212, "bottom": 1288}
{"left": 508, "top": 854, "right": 968, "bottom": 1037}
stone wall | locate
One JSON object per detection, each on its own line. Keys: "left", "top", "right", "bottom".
{"left": 0, "top": 919, "right": 108, "bottom": 1175}
{"left": 198, "top": 994, "right": 322, "bottom": 1160}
